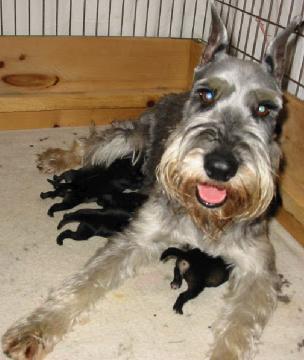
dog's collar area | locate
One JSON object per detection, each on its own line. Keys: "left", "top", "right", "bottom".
{"left": 196, "top": 183, "right": 227, "bottom": 208}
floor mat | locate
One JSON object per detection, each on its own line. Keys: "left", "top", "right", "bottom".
{"left": 0, "top": 127, "right": 303, "bottom": 360}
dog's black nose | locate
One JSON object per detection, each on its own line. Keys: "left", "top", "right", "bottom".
{"left": 204, "top": 150, "right": 238, "bottom": 182}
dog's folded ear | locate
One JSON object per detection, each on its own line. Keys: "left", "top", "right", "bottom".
{"left": 200, "top": 2, "right": 228, "bottom": 65}
{"left": 263, "top": 16, "right": 303, "bottom": 86}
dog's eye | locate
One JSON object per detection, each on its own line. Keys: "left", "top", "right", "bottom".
{"left": 198, "top": 88, "right": 216, "bottom": 105}
{"left": 255, "top": 104, "right": 270, "bottom": 117}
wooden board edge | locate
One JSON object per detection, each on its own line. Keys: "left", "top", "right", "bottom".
{"left": 187, "top": 40, "right": 204, "bottom": 87}
{"left": 279, "top": 92, "right": 304, "bottom": 227}
{"left": 276, "top": 207, "right": 304, "bottom": 247}
{"left": 0, "top": 108, "right": 145, "bottom": 131}
{"left": 0, "top": 88, "right": 182, "bottom": 113}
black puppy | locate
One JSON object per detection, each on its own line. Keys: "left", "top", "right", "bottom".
{"left": 56, "top": 192, "right": 148, "bottom": 245}
{"left": 160, "top": 247, "right": 230, "bottom": 314}
{"left": 97, "top": 191, "right": 148, "bottom": 212}
{"left": 56, "top": 208, "right": 131, "bottom": 245}
{"left": 40, "top": 157, "right": 144, "bottom": 217}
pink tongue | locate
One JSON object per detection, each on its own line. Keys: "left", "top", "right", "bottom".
{"left": 197, "top": 184, "right": 227, "bottom": 205}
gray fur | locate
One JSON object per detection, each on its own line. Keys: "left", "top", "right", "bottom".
{"left": 2, "top": 7, "right": 302, "bottom": 360}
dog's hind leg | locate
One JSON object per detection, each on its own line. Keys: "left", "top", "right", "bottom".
{"left": 56, "top": 210, "right": 90, "bottom": 229}
{"left": 57, "top": 208, "right": 131, "bottom": 230}
{"left": 40, "top": 189, "right": 65, "bottom": 199}
{"left": 2, "top": 198, "right": 167, "bottom": 360}
{"left": 56, "top": 225, "right": 97, "bottom": 245}
{"left": 47, "top": 194, "right": 82, "bottom": 217}
{"left": 84, "top": 120, "right": 145, "bottom": 167}
{"left": 170, "top": 265, "right": 183, "bottom": 290}
{"left": 173, "top": 286, "right": 204, "bottom": 315}
{"left": 36, "top": 120, "right": 145, "bottom": 174}
{"left": 160, "top": 247, "right": 185, "bottom": 261}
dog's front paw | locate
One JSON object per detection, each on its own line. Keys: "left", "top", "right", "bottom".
{"left": 2, "top": 323, "right": 50, "bottom": 360}
{"left": 210, "top": 349, "right": 238, "bottom": 360}
{"left": 209, "top": 338, "right": 243, "bottom": 360}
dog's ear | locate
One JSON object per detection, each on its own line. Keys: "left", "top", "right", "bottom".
{"left": 200, "top": 3, "right": 228, "bottom": 65}
{"left": 263, "top": 16, "right": 303, "bottom": 86}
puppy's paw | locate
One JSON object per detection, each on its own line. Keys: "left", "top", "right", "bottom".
{"left": 170, "top": 281, "right": 182, "bottom": 290}
{"left": 2, "top": 323, "right": 50, "bottom": 360}
{"left": 173, "top": 300, "right": 184, "bottom": 315}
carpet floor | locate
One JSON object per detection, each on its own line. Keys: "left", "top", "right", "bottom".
{"left": 0, "top": 127, "right": 303, "bottom": 360}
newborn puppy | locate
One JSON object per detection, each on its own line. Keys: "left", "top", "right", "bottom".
{"left": 56, "top": 208, "right": 132, "bottom": 245}
{"left": 56, "top": 191, "right": 148, "bottom": 245}
{"left": 160, "top": 247, "right": 230, "bottom": 314}
{"left": 40, "top": 157, "right": 144, "bottom": 216}
{"left": 97, "top": 191, "right": 148, "bottom": 212}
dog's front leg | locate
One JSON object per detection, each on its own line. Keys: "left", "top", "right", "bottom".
{"left": 2, "top": 199, "right": 166, "bottom": 360}
{"left": 210, "top": 235, "right": 279, "bottom": 360}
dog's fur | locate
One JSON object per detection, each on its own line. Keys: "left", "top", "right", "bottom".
{"left": 2, "top": 5, "right": 302, "bottom": 360}
{"left": 161, "top": 247, "right": 230, "bottom": 314}
{"left": 36, "top": 139, "right": 85, "bottom": 174}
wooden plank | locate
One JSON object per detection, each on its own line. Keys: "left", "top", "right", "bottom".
{"left": 276, "top": 207, "right": 304, "bottom": 247}
{"left": 0, "top": 37, "right": 190, "bottom": 129}
{"left": 280, "top": 172, "right": 304, "bottom": 226}
{"left": 0, "top": 88, "right": 177, "bottom": 112}
{"left": 0, "top": 108, "right": 145, "bottom": 131}
{"left": 187, "top": 40, "right": 204, "bottom": 87}
{"left": 0, "top": 37, "right": 190, "bottom": 94}
{"left": 280, "top": 93, "right": 304, "bottom": 226}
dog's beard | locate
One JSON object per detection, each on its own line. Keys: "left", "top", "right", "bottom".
{"left": 157, "top": 141, "right": 276, "bottom": 239}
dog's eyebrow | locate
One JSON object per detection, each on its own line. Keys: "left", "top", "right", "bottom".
{"left": 247, "top": 89, "right": 282, "bottom": 109}
{"left": 193, "top": 77, "right": 235, "bottom": 98}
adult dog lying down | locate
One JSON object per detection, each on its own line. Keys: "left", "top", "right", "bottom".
{"left": 2, "top": 6, "right": 302, "bottom": 360}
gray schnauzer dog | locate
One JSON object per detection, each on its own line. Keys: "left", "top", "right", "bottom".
{"left": 2, "top": 5, "right": 302, "bottom": 360}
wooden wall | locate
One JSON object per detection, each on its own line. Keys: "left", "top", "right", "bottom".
{"left": 0, "top": 37, "right": 190, "bottom": 129}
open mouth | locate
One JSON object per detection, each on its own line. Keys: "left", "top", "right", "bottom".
{"left": 196, "top": 183, "right": 227, "bottom": 208}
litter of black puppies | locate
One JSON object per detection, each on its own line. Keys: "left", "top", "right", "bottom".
{"left": 40, "top": 157, "right": 148, "bottom": 244}
{"left": 160, "top": 247, "right": 230, "bottom": 314}
{"left": 40, "top": 157, "right": 144, "bottom": 217}
{"left": 56, "top": 192, "right": 148, "bottom": 245}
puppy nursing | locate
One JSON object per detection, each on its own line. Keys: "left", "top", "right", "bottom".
{"left": 41, "top": 157, "right": 144, "bottom": 217}
{"left": 41, "top": 158, "right": 147, "bottom": 244}
{"left": 161, "top": 247, "right": 230, "bottom": 314}
{"left": 2, "top": 5, "right": 302, "bottom": 360}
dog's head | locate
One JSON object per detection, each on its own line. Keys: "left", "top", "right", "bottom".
{"left": 157, "top": 5, "right": 302, "bottom": 237}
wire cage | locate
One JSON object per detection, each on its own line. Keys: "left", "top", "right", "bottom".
{"left": 0, "top": 0, "right": 303, "bottom": 99}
